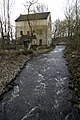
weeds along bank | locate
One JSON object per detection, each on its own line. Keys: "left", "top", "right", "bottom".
{"left": 0, "top": 54, "right": 30, "bottom": 96}
{"left": 64, "top": 36, "right": 80, "bottom": 112}
{"left": 0, "top": 46, "right": 54, "bottom": 97}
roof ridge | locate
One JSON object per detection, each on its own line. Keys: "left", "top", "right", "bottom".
{"left": 21, "top": 11, "right": 50, "bottom": 16}
{"left": 15, "top": 12, "right": 50, "bottom": 22}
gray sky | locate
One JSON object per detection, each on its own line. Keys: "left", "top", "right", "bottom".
{"left": 0, "top": 0, "right": 68, "bottom": 26}
{"left": 11, "top": 0, "right": 67, "bottom": 24}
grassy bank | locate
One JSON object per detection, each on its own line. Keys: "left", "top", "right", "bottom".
{"left": 0, "top": 46, "right": 54, "bottom": 97}
{"left": 64, "top": 36, "right": 80, "bottom": 112}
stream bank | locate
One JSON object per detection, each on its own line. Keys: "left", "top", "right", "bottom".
{"left": 64, "top": 37, "right": 80, "bottom": 113}
{"left": 0, "top": 47, "right": 53, "bottom": 97}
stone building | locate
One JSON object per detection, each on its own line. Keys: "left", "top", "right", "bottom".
{"left": 15, "top": 12, "right": 52, "bottom": 46}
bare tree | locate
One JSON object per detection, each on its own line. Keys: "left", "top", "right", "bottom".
{"left": 24, "top": 0, "right": 50, "bottom": 50}
{"left": 7, "top": 0, "right": 15, "bottom": 41}
{"left": 3, "top": 0, "right": 7, "bottom": 34}
{"left": 0, "top": 0, "right": 15, "bottom": 43}
{"left": 24, "top": 0, "right": 49, "bottom": 35}
{"left": 24, "top": 0, "right": 38, "bottom": 36}
{"left": 0, "top": 17, "right": 4, "bottom": 39}
{"left": 23, "top": 0, "right": 38, "bottom": 49}
{"left": 52, "top": 0, "right": 80, "bottom": 39}
{"left": 7, "top": 0, "right": 10, "bottom": 43}
{"left": 64, "top": 1, "right": 74, "bottom": 37}
{"left": 64, "top": 0, "right": 80, "bottom": 36}
{"left": 33, "top": 3, "right": 48, "bottom": 13}
{"left": 52, "top": 19, "right": 61, "bottom": 38}
{"left": 75, "top": 0, "right": 80, "bottom": 35}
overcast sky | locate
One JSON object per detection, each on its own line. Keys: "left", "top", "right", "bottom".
{"left": 11, "top": 0, "right": 67, "bottom": 24}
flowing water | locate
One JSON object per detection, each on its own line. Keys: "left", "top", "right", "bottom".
{"left": 0, "top": 45, "right": 80, "bottom": 120}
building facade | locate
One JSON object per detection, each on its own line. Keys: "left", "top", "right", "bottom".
{"left": 15, "top": 12, "right": 52, "bottom": 46}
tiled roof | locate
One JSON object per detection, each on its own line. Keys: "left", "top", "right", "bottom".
{"left": 15, "top": 12, "right": 50, "bottom": 22}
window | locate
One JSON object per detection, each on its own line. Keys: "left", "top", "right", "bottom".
{"left": 27, "top": 31, "right": 30, "bottom": 36}
{"left": 20, "top": 31, "right": 23, "bottom": 35}
{"left": 39, "top": 39, "right": 42, "bottom": 46}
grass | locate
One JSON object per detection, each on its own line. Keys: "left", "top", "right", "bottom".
{"left": 64, "top": 36, "right": 80, "bottom": 113}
